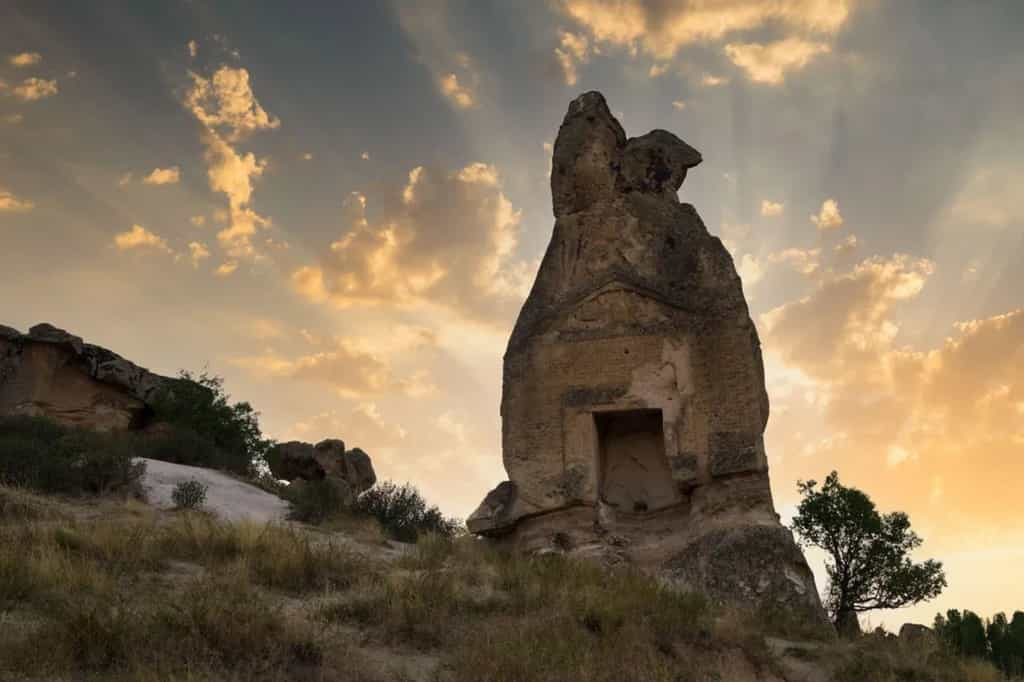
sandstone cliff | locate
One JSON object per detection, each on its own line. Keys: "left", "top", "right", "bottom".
{"left": 0, "top": 323, "right": 170, "bottom": 431}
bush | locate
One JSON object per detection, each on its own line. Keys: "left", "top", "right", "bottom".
{"left": 354, "top": 481, "right": 461, "bottom": 543}
{"left": 0, "top": 416, "right": 145, "bottom": 495}
{"left": 286, "top": 479, "right": 350, "bottom": 525}
{"left": 171, "top": 479, "right": 208, "bottom": 510}
{"left": 149, "top": 370, "right": 273, "bottom": 476}
{"left": 136, "top": 425, "right": 222, "bottom": 469}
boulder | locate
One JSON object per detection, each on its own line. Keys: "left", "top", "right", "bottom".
{"left": 0, "top": 323, "right": 170, "bottom": 431}
{"left": 267, "top": 438, "right": 376, "bottom": 495}
{"left": 470, "top": 91, "right": 831, "bottom": 636}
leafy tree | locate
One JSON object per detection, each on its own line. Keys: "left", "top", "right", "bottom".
{"left": 792, "top": 471, "right": 946, "bottom": 636}
{"left": 1007, "top": 611, "right": 1024, "bottom": 677}
{"left": 149, "top": 370, "right": 272, "bottom": 476}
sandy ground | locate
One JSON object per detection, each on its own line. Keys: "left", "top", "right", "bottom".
{"left": 138, "top": 458, "right": 290, "bottom": 524}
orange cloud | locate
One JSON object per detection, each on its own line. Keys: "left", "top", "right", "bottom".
{"left": 11, "top": 77, "right": 57, "bottom": 101}
{"left": 142, "top": 166, "right": 181, "bottom": 185}
{"left": 558, "top": 0, "right": 852, "bottom": 60}
{"left": 811, "top": 198, "right": 844, "bottom": 230}
{"left": 761, "top": 253, "right": 1024, "bottom": 545}
{"left": 555, "top": 31, "right": 591, "bottom": 86}
{"left": 9, "top": 52, "right": 42, "bottom": 67}
{"left": 291, "top": 162, "right": 529, "bottom": 325}
{"left": 231, "top": 339, "right": 437, "bottom": 400}
{"left": 724, "top": 38, "right": 831, "bottom": 84}
{"left": 0, "top": 188, "right": 34, "bottom": 212}
{"left": 113, "top": 224, "right": 172, "bottom": 254}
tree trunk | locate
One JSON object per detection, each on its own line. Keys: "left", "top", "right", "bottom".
{"left": 835, "top": 609, "right": 862, "bottom": 638}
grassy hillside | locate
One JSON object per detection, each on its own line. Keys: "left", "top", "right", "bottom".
{"left": 0, "top": 484, "right": 1006, "bottom": 682}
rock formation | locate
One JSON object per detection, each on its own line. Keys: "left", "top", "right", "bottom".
{"left": 468, "top": 92, "right": 829, "bottom": 631}
{"left": 267, "top": 439, "right": 377, "bottom": 504}
{"left": 0, "top": 323, "right": 170, "bottom": 431}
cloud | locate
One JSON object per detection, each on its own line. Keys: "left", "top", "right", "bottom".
{"left": 3, "top": 114, "right": 23, "bottom": 125}
{"left": 360, "top": 151, "right": 370, "bottom": 160}
{"left": 724, "top": 38, "right": 831, "bottom": 84}
{"left": 231, "top": 339, "right": 437, "bottom": 400}
{"left": 11, "top": 77, "right": 57, "bottom": 101}
{"left": 190, "top": 215, "right": 206, "bottom": 227}
{"left": 182, "top": 67, "right": 279, "bottom": 263}
{"left": 811, "top": 198, "right": 843, "bottom": 230}
{"left": 648, "top": 62, "right": 669, "bottom": 78}
{"left": 215, "top": 261, "right": 238, "bottom": 276}
{"left": 286, "top": 403, "right": 408, "bottom": 450}
{"left": 737, "top": 253, "right": 764, "bottom": 287}
{"left": 834, "top": 234, "right": 859, "bottom": 257}
{"left": 761, "top": 254, "right": 934, "bottom": 385}
{"left": 948, "top": 167, "right": 1023, "bottom": 227}
{"left": 762, "top": 252, "right": 1024, "bottom": 537}
{"left": 767, "top": 247, "right": 821, "bottom": 275}
{"left": 439, "top": 73, "right": 476, "bottom": 109}
{"left": 9, "top": 52, "right": 42, "bottom": 67}
{"left": 117, "top": 173, "right": 133, "bottom": 187}
{"left": 291, "top": 162, "right": 530, "bottom": 325}
{"left": 142, "top": 166, "right": 181, "bottom": 185}
{"left": 555, "top": 31, "right": 591, "bottom": 86}
{"left": 557, "top": 0, "right": 851, "bottom": 60}
{"left": 302, "top": 152, "right": 313, "bottom": 161}
{"left": 0, "top": 188, "right": 34, "bottom": 212}
{"left": 184, "top": 66, "right": 280, "bottom": 141}
{"left": 188, "top": 241, "right": 210, "bottom": 267}
{"left": 760, "top": 199, "right": 784, "bottom": 216}
{"left": 671, "top": 100, "right": 686, "bottom": 111}
{"left": 700, "top": 73, "right": 728, "bottom": 87}
{"left": 187, "top": 40, "right": 198, "bottom": 59}
{"left": 113, "top": 224, "right": 172, "bottom": 253}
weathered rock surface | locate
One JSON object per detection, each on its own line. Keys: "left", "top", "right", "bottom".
{"left": 469, "top": 91, "right": 830, "bottom": 634}
{"left": 0, "top": 323, "right": 170, "bottom": 431}
{"left": 267, "top": 438, "right": 377, "bottom": 499}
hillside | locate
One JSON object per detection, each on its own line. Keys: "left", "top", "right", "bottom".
{"left": 0, "top": 480, "right": 1002, "bottom": 682}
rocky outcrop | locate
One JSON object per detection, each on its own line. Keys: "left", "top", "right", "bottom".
{"left": 469, "top": 91, "right": 830, "bottom": 635}
{"left": 267, "top": 438, "right": 377, "bottom": 504}
{"left": 0, "top": 323, "right": 170, "bottom": 431}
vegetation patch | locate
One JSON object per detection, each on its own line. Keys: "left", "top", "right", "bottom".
{"left": 0, "top": 416, "right": 145, "bottom": 496}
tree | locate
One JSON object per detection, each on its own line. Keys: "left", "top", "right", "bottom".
{"left": 791, "top": 471, "right": 946, "bottom": 636}
{"left": 149, "top": 370, "right": 273, "bottom": 476}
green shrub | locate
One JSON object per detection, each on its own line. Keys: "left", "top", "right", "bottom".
{"left": 354, "top": 481, "right": 461, "bottom": 542}
{"left": 285, "top": 479, "right": 350, "bottom": 525}
{"left": 0, "top": 416, "right": 145, "bottom": 495}
{"left": 172, "top": 479, "right": 208, "bottom": 510}
{"left": 149, "top": 370, "right": 273, "bottom": 476}
{"left": 136, "top": 425, "right": 221, "bottom": 468}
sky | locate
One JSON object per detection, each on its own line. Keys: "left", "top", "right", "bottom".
{"left": 2, "top": 0, "right": 1022, "bottom": 630}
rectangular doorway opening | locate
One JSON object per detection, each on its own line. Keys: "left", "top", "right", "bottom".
{"left": 595, "top": 409, "right": 679, "bottom": 513}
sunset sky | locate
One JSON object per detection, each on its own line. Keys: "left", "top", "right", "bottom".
{"left": 2, "top": 0, "right": 1022, "bottom": 629}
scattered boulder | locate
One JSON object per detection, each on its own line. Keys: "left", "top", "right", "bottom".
{"left": 267, "top": 438, "right": 377, "bottom": 497}
{"left": 469, "top": 91, "right": 831, "bottom": 635}
{"left": 0, "top": 323, "right": 170, "bottom": 431}
{"left": 899, "top": 623, "right": 934, "bottom": 644}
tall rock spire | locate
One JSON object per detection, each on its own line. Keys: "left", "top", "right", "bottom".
{"left": 469, "top": 92, "right": 831, "bottom": 634}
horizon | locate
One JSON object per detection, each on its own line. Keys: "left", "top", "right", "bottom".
{"left": 2, "top": 0, "right": 1023, "bottom": 632}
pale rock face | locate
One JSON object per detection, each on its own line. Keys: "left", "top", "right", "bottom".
{"left": 0, "top": 323, "right": 170, "bottom": 431}
{"left": 469, "top": 91, "right": 830, "bottom": 633}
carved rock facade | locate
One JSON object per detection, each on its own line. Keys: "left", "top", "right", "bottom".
{"left": 469, "top": 92, "right": 830, "bottom": 631}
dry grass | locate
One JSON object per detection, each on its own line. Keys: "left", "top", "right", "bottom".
{"left": 0, "top": 485, "right": 1010, "bottom": 682}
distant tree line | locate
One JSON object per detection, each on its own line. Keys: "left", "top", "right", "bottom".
{"left": 934, "top": 609, "right": 1024, "bottom": 677}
